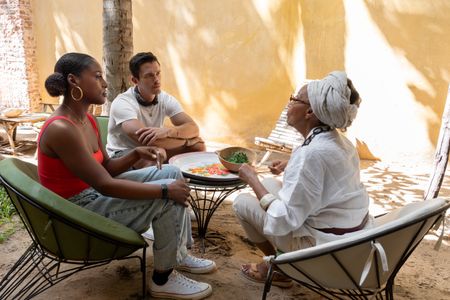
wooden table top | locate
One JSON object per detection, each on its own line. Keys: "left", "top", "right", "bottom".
{"left": 0, "top": 113, "right": 48, "bottom": 123}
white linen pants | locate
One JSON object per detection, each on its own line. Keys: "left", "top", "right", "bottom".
{"left": 233, "top": 177, "right": 315, "bottom": 252}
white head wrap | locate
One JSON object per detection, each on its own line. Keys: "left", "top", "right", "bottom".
{"left": 306, "top": 71, "right": 358, "bottom": 130}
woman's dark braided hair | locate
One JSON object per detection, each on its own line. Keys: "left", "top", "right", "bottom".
{"left": 44, "top": 53, "right": 95, "bottom": 97}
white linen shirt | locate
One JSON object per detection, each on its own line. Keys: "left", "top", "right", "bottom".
{"left": 106, "top": 87, "right": 183, "bottom": 155}
{"left": 264, "top": 129, "right": 370, "bottom": 244}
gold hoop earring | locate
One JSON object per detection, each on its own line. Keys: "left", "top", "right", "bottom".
{"left": 71, "top": 86, "right": 84, "bottom": 101}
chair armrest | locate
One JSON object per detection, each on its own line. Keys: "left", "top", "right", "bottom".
{"left": 274, "top": 198, "right": 449, "bottom": 264}
{"left": 0, "top": 159, "right": 144, "bottom": 247}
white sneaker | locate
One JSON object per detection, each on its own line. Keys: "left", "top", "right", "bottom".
{"left": 151, "top": 270, "right": 212, "bottom": 299}
{"left": 177, "top": 255, "right": 216, "bottom": 274}
{"left": 141, "top": 226, "right": 154, "bottom": 241}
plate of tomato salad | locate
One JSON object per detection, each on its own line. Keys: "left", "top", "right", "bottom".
{"left": 168, "top": 152, "right": 240, "bottom": 182}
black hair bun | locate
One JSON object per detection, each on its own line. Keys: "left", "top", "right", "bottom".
{"left": 45, "top": 72, "right": 66, "bottom": 97}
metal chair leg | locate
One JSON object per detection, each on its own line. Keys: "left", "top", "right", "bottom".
{"left": 142, "top": 247, "right": 147, "bottom": 299}
{"left": 262, "top": 263, "right": 275, "bottom": 300}
{"left": 0, "top": 243, "right": 48, "bottom": 300}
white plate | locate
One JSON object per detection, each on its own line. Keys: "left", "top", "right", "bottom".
{"left": 169, "top": 152, "right": 240, "bottom": 182}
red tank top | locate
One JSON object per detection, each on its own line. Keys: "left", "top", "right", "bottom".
{"left": 38, "top": 114, "right": 104, "bottom": 198}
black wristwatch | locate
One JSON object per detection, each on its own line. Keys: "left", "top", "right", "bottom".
{"left": 161, "top": 184, "right": 169, "bottom": 200}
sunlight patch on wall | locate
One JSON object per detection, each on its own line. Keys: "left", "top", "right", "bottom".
{"left": 344, "top": 0, "right": 434, "bottom": 162}
{"left": 167, "top": 43, "right": 193, "bottom": 105}
{"left": 395, "top": 50, "right": 435, "bottom": 98}
{"left": 394, "top": 50, "right": 440, "bottom": 127}
{"left": 370, "top": 0, "right": 446, "bottom": 16}
{"left": 198, "top": 28, "right": 215, "bottom": 46}
{"left": 251, "top": 0, "right": 279, "bottom": 24}
{"left": 293, "top": 15, "right": 306, "bottom": 90}
{"left": 218, "top": 90, "right": 238, "bottom": 109}
{"left": 252, "top": 0, "right": 304, "bottom": 92}
{"left": 54, "top": 13, "right": 87, "bottom": 56}
{"left": 164, "top": 0, "right": 196, "bottom": 27}
{"left": 441, "top": 69, "right": 450, "bottom": 83}
{"left": 200, "top": 95, "right": 233, "bottom": 141}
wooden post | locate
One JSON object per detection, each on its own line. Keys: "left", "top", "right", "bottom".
{"left": 424, "top": 85, "right": 450, "bottom": 200}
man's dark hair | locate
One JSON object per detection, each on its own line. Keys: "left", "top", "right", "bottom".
{"left": 129, "top": 52, "right": 159, "bottom": 79}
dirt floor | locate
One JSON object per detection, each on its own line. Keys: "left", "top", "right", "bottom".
{"left": 0, "top": 142, "right": 449, "bottom": 299}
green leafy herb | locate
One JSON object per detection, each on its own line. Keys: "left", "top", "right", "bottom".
{"left": 227, "top": 151, "right": 249, "bottom": 164}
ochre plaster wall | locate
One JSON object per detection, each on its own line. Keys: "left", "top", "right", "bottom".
{"left": 31, "top": 0, "right": 450, "bottom": 163}
{"left": 133, "top": 0, "right": 302, "bottom": 148}
{"left": 31, "top": 0, "right": 103, "bottom": 105}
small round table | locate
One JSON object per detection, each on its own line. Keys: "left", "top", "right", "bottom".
{"left": 187, "top": 178, "right": 247, "bottom": 252}
{"left": 169, "top": 152, "right": 249, "bottom": 252}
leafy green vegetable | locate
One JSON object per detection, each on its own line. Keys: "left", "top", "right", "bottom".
{"left": 226, "top": 151, "right": 249, "bottom": 164}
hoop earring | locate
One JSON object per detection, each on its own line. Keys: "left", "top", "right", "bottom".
{"left": 70, "top": 86, "right": 84, "bottom": 101}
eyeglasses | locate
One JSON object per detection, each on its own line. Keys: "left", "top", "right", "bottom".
{"left": 289, "top": 95, "right": 310, "bottom": 106}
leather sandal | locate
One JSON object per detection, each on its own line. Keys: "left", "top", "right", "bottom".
{"left": 240, "top": 262, "right": 293, "bottom": 288}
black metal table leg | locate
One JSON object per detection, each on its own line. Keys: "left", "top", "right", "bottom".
{"left": 187, "top": 182, "right": 247, "bottom": 253}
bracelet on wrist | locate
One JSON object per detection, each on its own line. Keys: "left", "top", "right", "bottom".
{"left": 260, "top": 193, "right": 276, "bottom": 211}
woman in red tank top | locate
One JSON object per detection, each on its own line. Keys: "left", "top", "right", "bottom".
{"left": 40, "top": 53, "right": 190, "bottom": 203}
{"left": 39, "top": 53, "right": 215, "bottom": 299}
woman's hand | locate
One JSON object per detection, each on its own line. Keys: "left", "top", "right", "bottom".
{"left": 167, "top": 179, "right": 190, "bottom": 207}
{"left": 135, "top": 147, "right": 167, "bottom": 163}
{"left": 268, "top": 160, "right": 288, "bottom": 175}
{"left": 238, "top": 163, "right": 258, "bottom": 184}
{"left": 239, "top": 163, "right": 269, "bottom": 199}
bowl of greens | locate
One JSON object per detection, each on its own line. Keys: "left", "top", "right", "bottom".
{"left": 216, "top": 146, "right": 257, "bottom": 172}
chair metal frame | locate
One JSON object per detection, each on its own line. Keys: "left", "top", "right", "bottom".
{"left": 0, "top": 159, "right": 148, "bottom": 300}
{"left": 262, "top": 200, "right": 449, "bottom": 300}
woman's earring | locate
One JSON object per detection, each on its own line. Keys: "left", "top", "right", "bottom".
{"left": 71, "top": 86, "right": 84, "bottom": 101}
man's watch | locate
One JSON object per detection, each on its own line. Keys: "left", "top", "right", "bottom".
{"left": 161, "top": 184, "right": 169, "bottom": 200}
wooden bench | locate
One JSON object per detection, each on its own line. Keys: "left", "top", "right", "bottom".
{"left": 0, "top": 113, "right": 48, "bottom": 155}
{"left": 254, "top": 80, "right": 311, "bottom": 165}
{"left": 254, "top": 105, "right": 304, "bottom": 164}
{"left": 41, "top": 101, "right": 58, "bottom": 113}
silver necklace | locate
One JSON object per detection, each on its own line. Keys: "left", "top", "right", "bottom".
{"left": 62, "top": 103, "right": 87, "bottom": 125}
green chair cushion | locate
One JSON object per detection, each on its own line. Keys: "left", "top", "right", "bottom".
{"left": 0, "top": 158, "right": 146, "bottom": 261}
{"left": 95, "top": 115, "right": 109, "bottom": 147}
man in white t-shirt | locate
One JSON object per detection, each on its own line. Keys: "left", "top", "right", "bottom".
{"left": 107, "top": 52, "right": 205, "bottom": 169}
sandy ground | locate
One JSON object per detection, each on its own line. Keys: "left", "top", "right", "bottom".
{"left": 0, "top": 140, "right": 449, "bottom": 299}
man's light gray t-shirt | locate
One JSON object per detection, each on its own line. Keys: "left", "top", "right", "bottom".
{"left": 106, "top": 87, "right": 183, "bottom": 155}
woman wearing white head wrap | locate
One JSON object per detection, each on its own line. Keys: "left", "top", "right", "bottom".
{"left": 232, "top": 71, "right": 371, "bottom": 287}
{"left": 307, "top": 71, "right": 360, "bottom": 130}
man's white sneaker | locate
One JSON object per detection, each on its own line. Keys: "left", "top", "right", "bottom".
{"left": 177, "top": 255, "right": 216, "bottom": 274}
{"left": 150, "top": 270, "right": 212, "bottom": 300}
{"left": 141, "top": 226, "right": 154, "bottom": 241}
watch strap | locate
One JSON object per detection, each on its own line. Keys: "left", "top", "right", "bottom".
{"left": 161, "top": 183, "right": 169, "bottom": 199}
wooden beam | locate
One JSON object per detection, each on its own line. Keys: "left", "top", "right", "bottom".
{"left": 424, "top": 85, "right": 450, "bottom": 200}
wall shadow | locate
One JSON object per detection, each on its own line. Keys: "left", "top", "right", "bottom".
{"left": 133, "top": 0, "right": 300, "bottom": 144}
{"left": 301, "top": 0, "right": 346, "bottom": 79}
{"left": 364, "top": 1, "right": 450, "bottom": 147}
{"left": 32, "top": 0, "right": 102, "bottom": 103}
